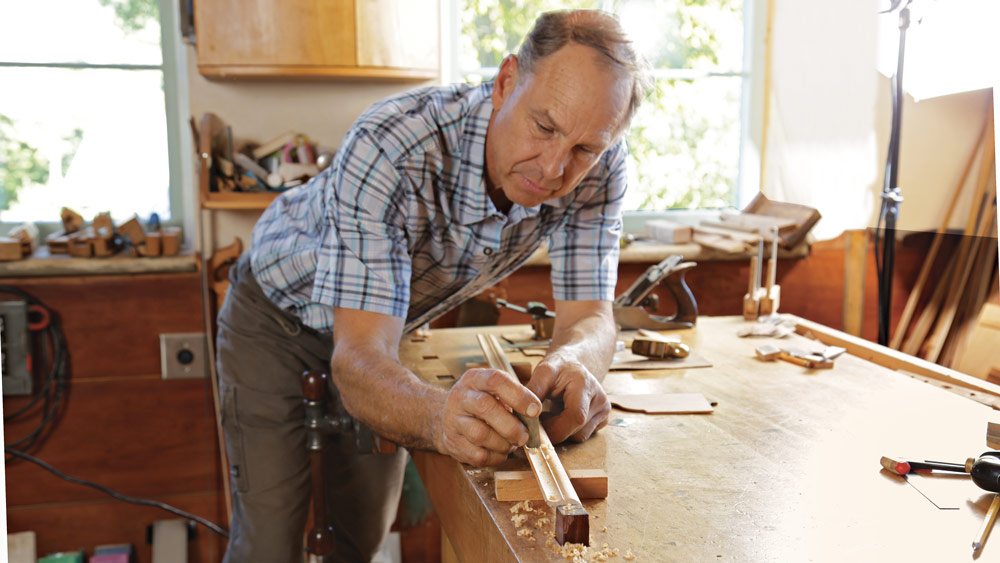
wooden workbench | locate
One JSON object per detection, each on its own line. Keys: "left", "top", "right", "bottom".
{"left": 401, "top": 316, "right": 1000, "bottom": 562}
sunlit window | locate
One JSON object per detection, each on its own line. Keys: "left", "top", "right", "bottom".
{"left": 455, "top": 0, "right": 749, "bottom": 211}
{"left": 0, "top": 0, "right": 170, "bottom": 224}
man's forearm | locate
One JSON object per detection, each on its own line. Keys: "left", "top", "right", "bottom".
{"left": 330, "top": 348, "right": 446, "bottom": 451}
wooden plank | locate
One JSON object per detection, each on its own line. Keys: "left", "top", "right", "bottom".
{"left": 956, "top": 303, "right": 1000, "bottom": 380}
{"left": 793, "top": 315, "right": 1000, "bottom": 402}
{"left": 843, "top": 229, "right": 867, "bottom": 336}
{"left": 0, "top": 272, "right": 204, "bottom": 379}
{"left": 495, "top": 470, "right": 608, "bottom": 502}
{"left": 890, "top": 119, "right": 989, "bottom": 349}
{"left": 922, "top": 172, "right": 997, "bottom": 362}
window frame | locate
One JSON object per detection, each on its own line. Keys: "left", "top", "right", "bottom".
{"left": 445, "top": 0, "right": 764, "bottom": 234}
{"left": 0, "top": 0, "right": 194, "bottom": 246}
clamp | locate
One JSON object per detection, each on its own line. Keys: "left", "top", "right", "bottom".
{"left": 495, "top": 298, "right": 556, "bottom": 340}
{"left": 301, "top": 370, "right": 395, "bottom": 557}
{"left": 613, "top": 254, "right": 699, "bottom": 330}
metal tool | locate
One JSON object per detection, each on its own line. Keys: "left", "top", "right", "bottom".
{"left": 613, "top": 254, "right": 698, "bottom": 330}
{"left": 495, "top": 298, "right": 556, "bottom": 340}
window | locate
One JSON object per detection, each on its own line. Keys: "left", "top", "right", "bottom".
{"left": 453, "top": 0, "right": 753, "bottom": 216}
{"left": 0, "top": 0, "right": 186, "bottom": 234}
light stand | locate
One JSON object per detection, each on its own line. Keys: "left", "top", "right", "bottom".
{"left": 875, "top": 0, "right": 911, "bottom": 346}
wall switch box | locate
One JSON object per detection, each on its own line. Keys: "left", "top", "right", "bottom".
{"left": 159, "top": 333, "right": 209, "bottom": 380}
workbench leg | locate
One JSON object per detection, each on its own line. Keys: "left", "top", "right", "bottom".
{"left": 441, "top": 530, "right": 460, "bottom": 563}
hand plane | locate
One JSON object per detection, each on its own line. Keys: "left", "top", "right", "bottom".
{"left": 613, "top": 254, "right": 698, "bottom": 330}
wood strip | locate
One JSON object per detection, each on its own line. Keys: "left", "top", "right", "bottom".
{"left": 495, "top": 469, "right": 608, "bottom": 502}
{"left": 922, "top": 159, "right": 997, "bottom": 363}
{"left": 890, "top": 118, "right": 989, "bottom": 349}
{"left": 476, "top": 333, "right": 589, "bottom": 545}
{"left": 843, "top": 229, "right": 868, "bottom": 337}
{"left": 792, "top": 315, "right": 1000, "bottom": 401}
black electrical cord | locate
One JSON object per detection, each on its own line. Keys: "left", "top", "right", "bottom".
{"left": 1, "top": 285, "right": 68, "bottom": 454}
{"left": 5, "top": 446, "right": 228, "bottom": 538}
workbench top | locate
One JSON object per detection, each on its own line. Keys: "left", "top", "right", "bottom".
{"left": 403, "top": 316, "right": 997, "bottom": 562}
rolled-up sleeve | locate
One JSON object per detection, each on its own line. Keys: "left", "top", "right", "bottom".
{"left": 312, "top": 130, "right": 413, "bottom": 318}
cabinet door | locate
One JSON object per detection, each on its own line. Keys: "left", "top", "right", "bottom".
{"left": 195, "top": 0, "right": 439, "bottom": 79}
{"left": 196, "top": 0, "right": 356, "bottom": 71}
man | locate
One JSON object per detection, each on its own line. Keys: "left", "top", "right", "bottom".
{"left": 216, "top": 9, "right": 650, "bottom": 561}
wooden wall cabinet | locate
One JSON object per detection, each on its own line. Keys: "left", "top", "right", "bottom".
{"left": 194, "top": 0, "right": 440, "bottom": 80}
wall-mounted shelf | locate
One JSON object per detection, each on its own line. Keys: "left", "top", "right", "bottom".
{"left": 202, "top": 191, "right": 280, "bottom": 210}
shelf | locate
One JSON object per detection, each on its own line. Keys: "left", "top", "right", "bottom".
{"left": 201, "top": 191, "right": 280, "bottom": 210}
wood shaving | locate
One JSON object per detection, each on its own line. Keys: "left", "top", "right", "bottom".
{"left": 517, "top": 528, "right": 534, "bottom": 539}
{"left": 534, "top": 517, "right": 551, "bottom": 528}
{"left": 623, "top": 549, "right": 636, "bottom": 560}
{"left": 511, "top": 513, "right": 528, "bottom": 527}
{"left": 509, "top": 500, "right": 532, "bottom": 514}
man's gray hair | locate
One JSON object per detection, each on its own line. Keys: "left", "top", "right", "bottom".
{"left": 516, "top": 9, "right": 652, "bottom": 126}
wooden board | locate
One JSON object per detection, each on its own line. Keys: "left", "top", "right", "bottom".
{"left": 610, "top": 349, "right": 711, "bottom": 370}
{"left": 495, "top": 469, "right": 609, "bottom": 502}
{"left": 608, "top": 393, "right": 714, "bottom": 414}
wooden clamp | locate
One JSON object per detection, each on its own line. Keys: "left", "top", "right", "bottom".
{"left": 476, "top": 333, "right": 591, "bottom": 545}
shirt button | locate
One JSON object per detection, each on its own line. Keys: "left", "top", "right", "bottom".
{"left": 483, "top": 248, "right": 493, "bottom": 256}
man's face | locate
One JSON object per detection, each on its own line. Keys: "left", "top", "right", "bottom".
{"left": 485, "top": 43, "right": 631, "bottom": 210}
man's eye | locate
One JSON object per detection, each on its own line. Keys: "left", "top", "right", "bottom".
{"left": 536, "top": 121, "right": 553, "bottom": 134}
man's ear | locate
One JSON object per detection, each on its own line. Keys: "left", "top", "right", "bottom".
{"left": 491, "top": 55, "right": 520, "bottom": 109}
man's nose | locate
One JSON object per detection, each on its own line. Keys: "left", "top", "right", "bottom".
{"left": 538, "top": 142, "right": 570, "bottom": 181}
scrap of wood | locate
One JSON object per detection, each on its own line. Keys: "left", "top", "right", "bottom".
{"left": 251, "top": 130, "right": 297, "bottom": 160}
{"left": 610, "top": 349, "right": 712, "bottom": 370}
{"left": 162, "top": 226, "right": 182, "bottom": 256}
{"left": 609, "top": 393, "right": 713, "bottom": 414}
{"left": 718, "top": 210, "right": 797, "bottom": 233}
{"left": 0, "top": 238, "right": 23, "bottom": 261}
{"left": 495, "top": 469, "right": 608, "bottom": 502}
{"left": 60, "top": 207, "right": 84, "bottom": 234}
{"left": 644, "top": 218, "right": 692, "bottom": 244}
{"left": 755, "top": 343, "right": 781, "bottom": 361}
{"left": 693, "top": 232, "right": 747, "bottom": 253}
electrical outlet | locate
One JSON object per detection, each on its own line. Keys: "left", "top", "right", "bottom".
{"left": 160, "top": 333, "right": 209, "bottom": 380}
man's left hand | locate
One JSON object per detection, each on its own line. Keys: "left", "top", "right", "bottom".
{"left": 527, "top": 355, "right": 610, "bottom": 444}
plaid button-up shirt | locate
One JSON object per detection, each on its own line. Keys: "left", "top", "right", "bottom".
{"left": 249, "top": 82, "right": 626, "bottom": 334}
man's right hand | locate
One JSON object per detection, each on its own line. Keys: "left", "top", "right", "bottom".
{"left": 435, "top": 368, "right": 543, "bottom": 467}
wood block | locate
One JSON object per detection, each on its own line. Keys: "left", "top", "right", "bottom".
{"left": 495, "top": 469, "right": 608, "bottom": 502}
{"left": 556, "top": 503, "right": 589, "bottom": 546}
{"left": 161, "top": 227, "right": 182, "bottom": 256}
{"left": 645, "top": 218, "right": 692, "bottom": 244}
{"left": 755, "top": 343, "right": 782, "bottom": 361}
{"left": 117, "top": 217, "right": 146, "bottom": 246}
{"left": 61, "top": 207, "right": 84, "bottom": 233}
{"left": 758, "top": 285, "right": 781, "bottom": 316}
{"left": 91, "top": 236, "right": 114, "bottom": 257}
{"left": 693, "top": 232, "right": 747, "bottom": 253}
{"left": 252, "top": 130, "right": 297, "bottom": 160}
{"left": 45, "top": 234, "right": 71, "bottom": 255}
{"left": 0, "top": 237, "right": 23, "bottom": 261}
{"left": 68, "top": 240, "right": 93, "bottom": 258}
{"left": 92, "top": 212, "right": 115, "bottom": 239}
{"left": 609, "top": 393, "right": 714, "bottom": 414}
{"left": 141, "top": 231, "right": 162, "bottom": 256}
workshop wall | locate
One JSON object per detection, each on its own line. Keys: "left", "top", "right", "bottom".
{"left": 2, "top": 272, "right": 225, "bottom": 561}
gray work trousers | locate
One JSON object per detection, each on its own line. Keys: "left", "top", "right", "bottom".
{"left": 216, "top": 255, "right": 408, "bottom": 563}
